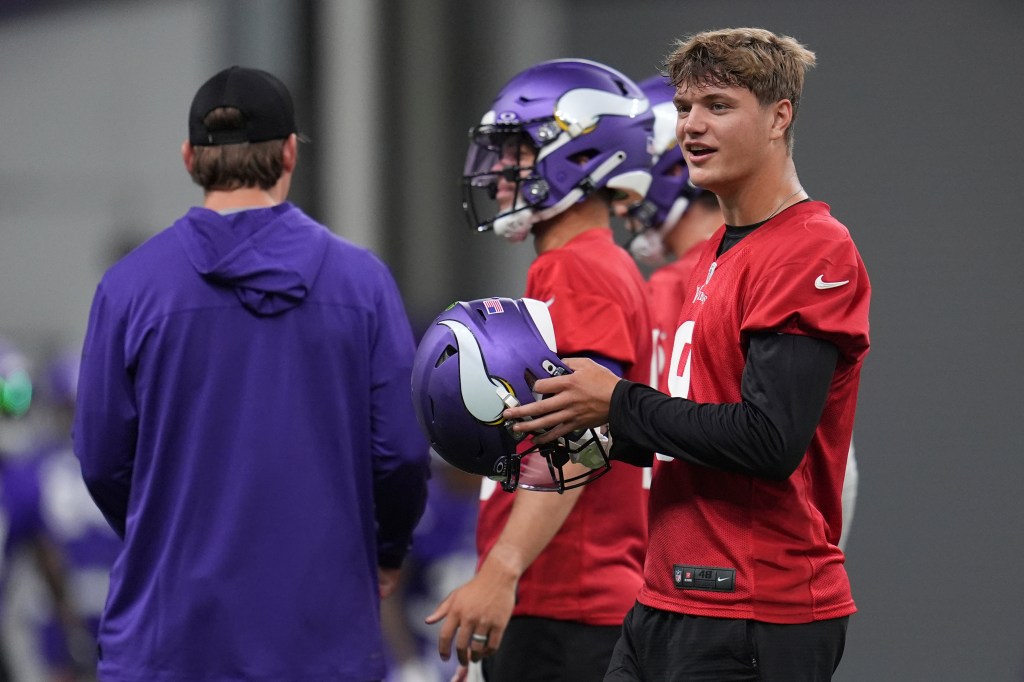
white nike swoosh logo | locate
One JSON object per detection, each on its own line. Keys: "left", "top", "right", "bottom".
{"left": 814, "top": 275, "right": 849, "bottom": 290}
{"left": 717, "top": 576, "right": 730, "bottom": 582}
{"left": 438, "top": 320, "right": 508, "bottom": 424}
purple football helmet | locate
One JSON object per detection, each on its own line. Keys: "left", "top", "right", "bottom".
{"left": 462, "top": 58, "right": 655, "bottom": 242}
{"left": 0, "top": 336, "right": 32, "bottom": 417}
{"left": 411, "top": 297, "right": 611, "bottom": 493}
{"left": 625, "top": 74, "right": 705, "bottom": 265}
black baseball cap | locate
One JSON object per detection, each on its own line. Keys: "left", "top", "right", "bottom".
{"left": 188, "top": 66, "right": 301, "bottom": 146}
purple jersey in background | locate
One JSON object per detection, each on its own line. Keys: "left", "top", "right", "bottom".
{"left": 74, "top": 203, "right": 430, "bottom": 682}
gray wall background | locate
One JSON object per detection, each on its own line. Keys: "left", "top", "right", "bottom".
{"left": 1, "top": 0, "right": 1021, "bottom": 679}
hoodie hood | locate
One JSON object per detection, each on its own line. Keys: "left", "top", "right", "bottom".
{"left": 175, "top": 202, "right": 329, "bottom": 316}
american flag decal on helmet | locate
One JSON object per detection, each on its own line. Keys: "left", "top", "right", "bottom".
{"left": 483, "top": 299, "right": 504, "bottom": 314}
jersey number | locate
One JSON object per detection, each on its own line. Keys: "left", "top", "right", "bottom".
{"left": 667, "top": 320, "right": 695, "bottom": 399}
{"left": 657, "top": 320, "right": 696, "bottom": 464}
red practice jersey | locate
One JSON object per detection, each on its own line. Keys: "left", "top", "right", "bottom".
{"left": 640, "top": 201, "right": 870, "bottom": 624}
{"left": 646, "top": 247, "right": 703, "bottom": 391}
{"left": 477, "top": 228, "right": 652, "bottom": 625}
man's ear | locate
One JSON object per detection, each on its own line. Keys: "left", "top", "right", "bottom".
{"left": 769, "top": 99, "right": 793, "bottom": 142}
{"left": 282, "top": 134, "right": 298, "bottom": 173}
{"left": 181, "top": 140, "right": 194, "bottom": 172}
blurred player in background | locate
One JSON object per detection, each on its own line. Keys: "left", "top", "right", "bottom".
{"left": 0, "top": 350, "right": 119, "bottom": 682}
{"left": 504, "top": 29, "right": 870, "bottom": 680}
{"left": 382, "top": 456, "right": 479, "bottom": 682}
{"left": 0, "top": 335, "right": 34, "bottom": 682}
{"left": 426, "top": 58, "right": 654, "bottom": 682}
{"left": 73, "top": 66, "right": 431, "bottom": 682}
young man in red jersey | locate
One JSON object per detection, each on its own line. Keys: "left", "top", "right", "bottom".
{"left": 505, "top": 29, "right": 870, "bottom": 681}
{"left": 628, "top": 71, "right": 862, "bottom": 554}
{"left": 426, "top": 59, "right": 654, "bottom": 682}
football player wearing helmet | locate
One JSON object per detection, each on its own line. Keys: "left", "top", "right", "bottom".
{"left": 73, "top": 66, "right": 430, "bottom": 682}
{"left": 504, "top": 29, "right": 870, "bottom": 681}
{"left": 623, "top": 74, "right": 719, "bottom": 272}
{"left": 6, "top": 349, "right": 121, "bottom": 680}
{"left": 427, "top": 59, "right": 654, "bottom": 682}
{"left": 0, "top": 335, "right": 33, "bottom": 682}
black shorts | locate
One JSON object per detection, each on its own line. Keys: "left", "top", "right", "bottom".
{"left": 605, "top": 602, "right": 849, "bottom": 682}
{"left": 482, "top": 615, "right": 622, "bottom": 682}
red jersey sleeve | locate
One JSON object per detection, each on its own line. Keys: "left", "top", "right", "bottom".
{"left": 741, "top": 217, "right": 870, "bottom": 363}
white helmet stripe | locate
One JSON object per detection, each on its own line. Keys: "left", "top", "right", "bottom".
{"left": 650, "top": 101, "right": 679, "bottom": 158}
{"left": 438, "top": 320, "right": 508, "bottom": 424}
{"left": 554, "top": 89, "right": 649, "bottom": 137}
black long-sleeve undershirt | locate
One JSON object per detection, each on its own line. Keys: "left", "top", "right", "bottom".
{"left": 608, "top": 332, "right": 838, "bottom": 480}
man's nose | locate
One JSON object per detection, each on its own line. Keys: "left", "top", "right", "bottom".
{"left": 679, "top": 109, "right": 705, "bottom": 137}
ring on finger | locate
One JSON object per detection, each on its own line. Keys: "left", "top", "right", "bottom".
{"left": 471, "top": 633, "right": 489, "bottom": 644}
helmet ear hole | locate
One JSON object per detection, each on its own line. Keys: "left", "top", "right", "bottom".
{"left": 435, "top": 345, "right": 457, "bottom": 368}
{"left": 568, "top": 150, "right": 598, "bottom": 165}
{"left": 524, "top": 369, "right": 546, "bottom": 403}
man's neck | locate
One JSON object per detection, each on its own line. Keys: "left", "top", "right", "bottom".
{"left": 202, "top": 187, "right": 277, "bottom": 212}
{"left": 202, "top": 176, "right": 290, "bottom": 212}
{"left": 532, "top": 198, "right": 610, "bottom": 254}
{"left": 717, "top": 157, "right": 804, "bottom": 227}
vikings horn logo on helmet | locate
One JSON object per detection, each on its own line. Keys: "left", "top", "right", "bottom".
{"left": 410, "top": 297, "right": 611, "bottom": 493}
{"left": 437, "top": 319, "right": 511, "bottom": 426}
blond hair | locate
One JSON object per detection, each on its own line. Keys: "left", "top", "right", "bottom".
{"left": 665, "top": 28, "right": 816, "bottom": 148}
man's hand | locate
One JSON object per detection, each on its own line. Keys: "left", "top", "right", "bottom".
{"left": 503, "top": 357, "right": 622, "bottom": 443}
{"left": 425, "top": 561, "right": 517, "bottom": 666}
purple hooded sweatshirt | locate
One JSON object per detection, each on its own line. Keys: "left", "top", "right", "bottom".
{"left": 74, "top": 203, "right": 430, "bottom": 682}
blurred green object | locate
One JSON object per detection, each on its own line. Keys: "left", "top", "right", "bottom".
{"left": 0, "top": 369, "right": 32, "bottom": 416}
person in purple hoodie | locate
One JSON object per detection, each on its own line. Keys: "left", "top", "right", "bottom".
{"left": 73, "top": 66, "right": 431, "bottom": 682}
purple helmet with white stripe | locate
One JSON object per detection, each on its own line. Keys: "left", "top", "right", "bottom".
{"left": 625, "top": 74, "right": 705, "bottom": 265}
{"left": 411, "top": 297, "right": 610, "bottom": 493}
{"left": 462, "top": 59, "right": 655, "bottom": 242}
